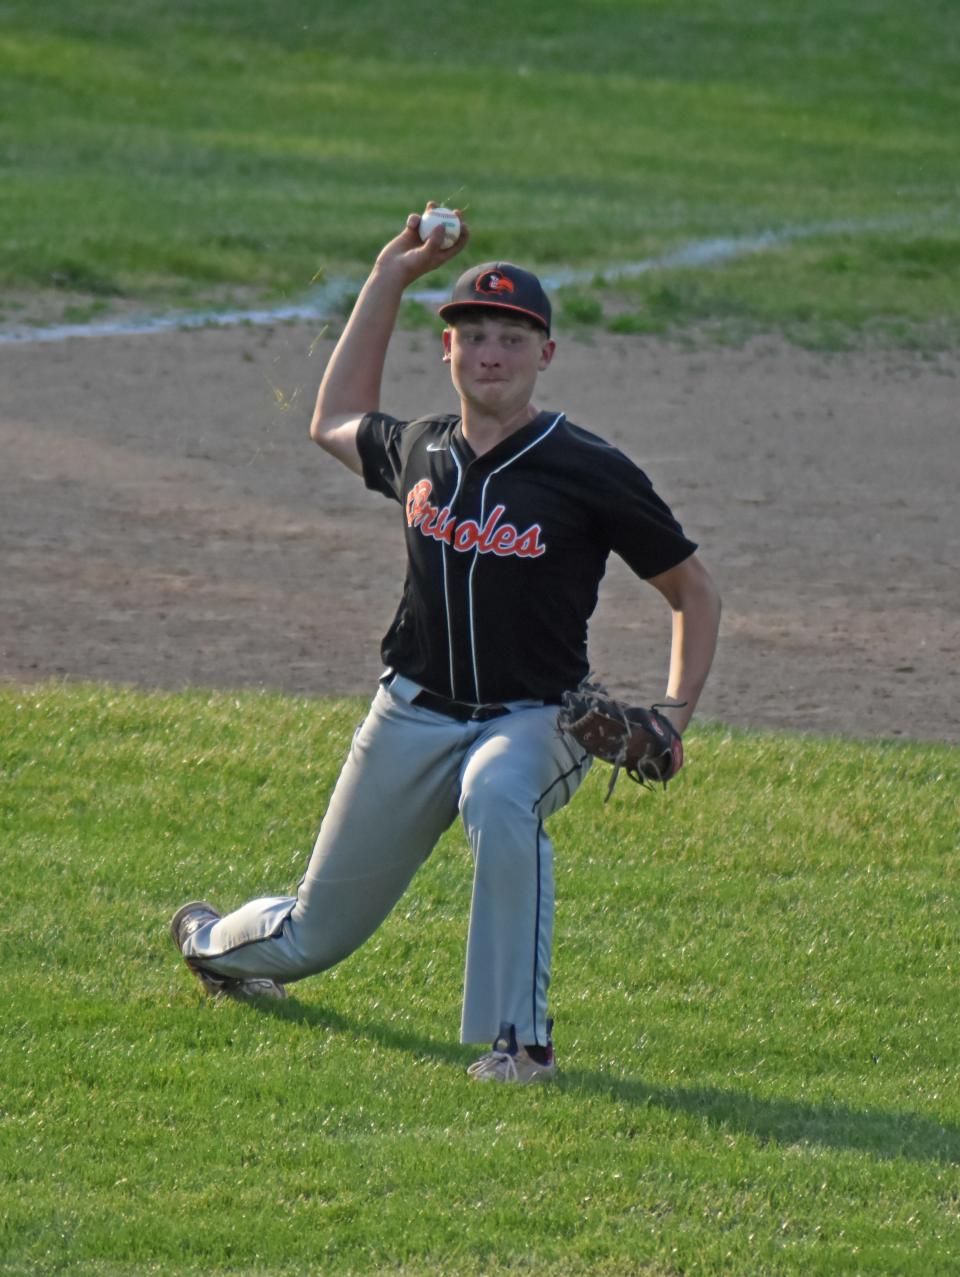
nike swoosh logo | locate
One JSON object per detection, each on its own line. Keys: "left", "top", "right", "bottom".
{"left": 426, "top": 442, "right": 448, "bottom": 452}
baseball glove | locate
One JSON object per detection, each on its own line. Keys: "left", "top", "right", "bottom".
{"left": 558, "top": 681, "right": 684, "bottom": 799}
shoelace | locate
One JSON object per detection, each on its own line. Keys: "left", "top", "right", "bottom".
{"left": 467, "top": 1049, "right": 519, "bottom": 1082}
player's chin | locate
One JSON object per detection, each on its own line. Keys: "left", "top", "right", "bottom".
{"left": 467, "top": 380, "right": 515, "bottom": 407}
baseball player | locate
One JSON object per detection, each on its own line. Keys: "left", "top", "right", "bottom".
{"left": 171, "top": 205, "right": 721, "bottom": 1084}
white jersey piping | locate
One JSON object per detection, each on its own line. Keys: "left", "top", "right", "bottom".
{"left": 443, "top": 444, "right": 466, "bottom": 696}
{"left": 467, "top": 413, "right": 566, "bottom": 702}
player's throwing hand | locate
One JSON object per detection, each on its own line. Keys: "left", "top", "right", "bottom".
{"left": 375, "top": 201, "right": 469, "bottom": 285}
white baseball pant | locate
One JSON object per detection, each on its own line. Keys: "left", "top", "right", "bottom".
{"left": 180, "top": 673, "right": 591, "bottom": 1046}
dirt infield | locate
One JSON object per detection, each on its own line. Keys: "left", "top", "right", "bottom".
{"left": 2, "top": 322, "right": 957, "bottom": 743}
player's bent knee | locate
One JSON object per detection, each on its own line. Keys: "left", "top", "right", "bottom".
{"left": 459, "top": 779, "right": 537, "bottom": 833}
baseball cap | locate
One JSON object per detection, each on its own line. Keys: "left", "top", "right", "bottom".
{"left": 438, "top": 262, "right": 552, "bottom": 335}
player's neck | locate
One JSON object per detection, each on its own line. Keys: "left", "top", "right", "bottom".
{"left": 460, "top": 402, "right": 539, "bottom": 457}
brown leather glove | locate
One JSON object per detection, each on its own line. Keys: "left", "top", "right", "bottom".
{"left": 558, "top": 681, "right": 683, "bottom": 799}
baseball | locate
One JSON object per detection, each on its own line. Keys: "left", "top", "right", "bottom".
{"left": 418, "top": 207, "right": 461, "bottom": 249}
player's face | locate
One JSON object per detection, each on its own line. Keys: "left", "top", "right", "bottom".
{"left": 443, "top": 316, "right": 555, "bottom": 417}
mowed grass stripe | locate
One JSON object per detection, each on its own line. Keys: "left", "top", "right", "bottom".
{"left": 0, "top": 0, "right": 957, "bottom": 345}
{"left": 1, "top": 684, "right": 957, "bottom": 1274}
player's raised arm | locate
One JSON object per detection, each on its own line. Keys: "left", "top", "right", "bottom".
{"left": 310, "top": 205, "right": 469, "bottom": 475}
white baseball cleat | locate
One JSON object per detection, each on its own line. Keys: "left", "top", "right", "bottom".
{"left": 170, "top": 900, "right": 287, "bottom": 1001}
{"left": 467, "top": 1022, "right": 556, "bottom": 1084}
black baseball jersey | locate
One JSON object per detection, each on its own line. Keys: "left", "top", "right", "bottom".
{"left": 357, "top": 409, "right": 697, "bottom": 704}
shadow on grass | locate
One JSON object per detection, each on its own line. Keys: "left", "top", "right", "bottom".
{"left": 260, "top": 994, "right": 960, "bottom": 1166}
{"left": 558, "top": 1069, "right": 960, "bottom": 1166}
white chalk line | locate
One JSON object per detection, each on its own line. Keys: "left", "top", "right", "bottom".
{"left": 0, "top": 213, "right": 946, "bottom": 346}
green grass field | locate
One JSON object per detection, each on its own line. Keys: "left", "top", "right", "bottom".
{"left": 2, "top": 0, "right": 958, "bottom": 345}
{"left": 2, "top": 684, "right": 958, "bottom": 1275}
{"left": 3, "top": 4, "right": 959, "bottom": 1272}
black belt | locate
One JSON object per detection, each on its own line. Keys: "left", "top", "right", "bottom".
{"left": 412, "top": 689, "right": 510, "bottom": 722}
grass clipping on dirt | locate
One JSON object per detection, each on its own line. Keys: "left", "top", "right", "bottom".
{"left": 1, "top": 683, "right": 958, "bottom": 1276}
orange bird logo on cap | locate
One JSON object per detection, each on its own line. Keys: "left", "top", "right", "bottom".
{"left": 476, "top": 271, "right": 516, "bottom": 296}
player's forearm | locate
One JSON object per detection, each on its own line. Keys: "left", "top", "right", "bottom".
{"left": 663, "top": 604, "right": 720, "bottom": 733}
{"left": 655, "top": 559, "right": 721, "bottom": 735}
{"left": 312, "top": 263, "right": 408, "bottom": 425}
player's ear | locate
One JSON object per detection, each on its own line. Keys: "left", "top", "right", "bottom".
{"left": 441, "top": 328, "right": 453, "bottom": 362}
{"left": 538, "top": 338, "right": 556, "bottom": 371}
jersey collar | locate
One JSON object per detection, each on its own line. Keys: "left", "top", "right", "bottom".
{"left": 454, "top": 410, "right": 563, "bottom": 469}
